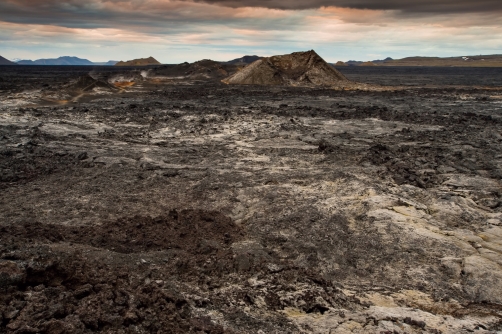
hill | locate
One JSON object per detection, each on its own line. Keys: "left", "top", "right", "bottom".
{"left": 222, "top": 50, "right": 348, "bottom": 87}
{"left": 382, "top": 54, "right": 502, "bottom": 67}
{"left": 335, "top": 55, "right": 502, "bottom": 67}
{"left": 0, "top": 56, "right": 17, "bottom": 65}
{"left": 17, "top": 56, "right": 95, "bottom": 65}
{"left": 115, "top": 57, "right": 161, "bottom": 66}
{"left": 224, "top": 55, "right": 262, "bottom": 65}
{"left": 337, "top": 57, "right": 393, "bottom": 66}
{"left": 149, "top": 59, "right": 236, "bottom": 80}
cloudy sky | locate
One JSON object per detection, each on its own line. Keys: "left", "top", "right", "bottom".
{"left": 0, "top": 0, "right": 501, "bottom": 63}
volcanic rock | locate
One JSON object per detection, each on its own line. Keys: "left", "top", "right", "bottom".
{"left": 68, "top": 75, "right": 117, "bottom": 92}
{"left": 222, "top": 50, "right": 348, "bottom": 87}
{"left": 3, "top": 62, "right": 502, "bottom": 333}
{"left": 41, "top": 74, "right": 118, "bottom": 101}
{"left": 150, "top": 59, "right": 236, "bottom": 80}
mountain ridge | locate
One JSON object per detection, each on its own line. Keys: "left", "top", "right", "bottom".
{"left": 335, "top": 54, "right": 502, "bottom": 67}
{"left": 15, "top": 56, "right": 118, "bottom": 66}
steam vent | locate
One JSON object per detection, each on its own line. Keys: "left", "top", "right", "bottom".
{"left": 222, "top": 50, "right": 348, "bottom": 87}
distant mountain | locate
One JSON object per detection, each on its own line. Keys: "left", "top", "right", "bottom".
{"left": 342, "top": 60, "right": 363, "bottom": 66}
{"left": 382, "top": 54, "right": 502, "bottom": 67}
{"left": 224, "top": 55, "right": 262, "bottom": 65}
{"left": 336, "top": 57, "right": 393, "bottom": 66}
{"left": 17, "top": 56, "right": 95, "bottom": 65}
{"left": 372, "top": 57, "right": 394, "bottom": 64}
{"left": 0, "top": 55, "right": 17, "bottom": 65}
{"left": 334, "top": 55, "right": 502, "bottom": 67}
{"left": 15, "top": 56, "right": 118, "bottom": 66}
{"left": 115, "top": 57, "right": 161, "bottom": 66}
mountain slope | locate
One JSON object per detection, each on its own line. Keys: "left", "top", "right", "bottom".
{"left": 0, "top": 56, "right": 17, "bottom": 65}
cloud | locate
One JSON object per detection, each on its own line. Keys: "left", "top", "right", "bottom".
{"left": 1, "top": 0, "right": 501, "bottom": 63}
{"left": 0, "top": 0, "right": 300, "bottom": 30}
{"left": 314, "top": 6, "right": 502, "bottom": 28}
{"left": 1, "top": 0, "right": 500, "bottom": 33}
{"left": 192, "top": 0, "right": 502, "bottom": 14}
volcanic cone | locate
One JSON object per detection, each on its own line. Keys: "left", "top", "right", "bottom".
{"left": 222, "top": 50, "right": 348, "bottom": 87}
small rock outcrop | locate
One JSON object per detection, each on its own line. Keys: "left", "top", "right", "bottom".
{"left": 222, "top": 50, "right": 348, "bottom": 87}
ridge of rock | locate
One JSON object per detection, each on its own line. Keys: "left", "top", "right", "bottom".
{"left": 150, "top": 59, "right": 234, "bottom": 80}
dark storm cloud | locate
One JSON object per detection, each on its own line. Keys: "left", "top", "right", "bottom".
{"left": 193, "top": 0, "right": 502, "bottom": 13}
{"left": 0, "top": 0, "right": 500, "bottom": 32}
{"left": 0, "top": 0, "right": 500, "bottom": 31}
{"left": 0, "top": 0, "right": 297, "bottom": 30}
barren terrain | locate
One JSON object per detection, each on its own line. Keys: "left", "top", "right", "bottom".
{"left": 1, "top": 65, "right": 502, "bottom": 333}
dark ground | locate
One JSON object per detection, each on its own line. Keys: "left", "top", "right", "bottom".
{"left": 2, "top": 65, "right": 502, "bottom": 90}
{"left": 1, "top": 66, "right": 502, "bottom": 333}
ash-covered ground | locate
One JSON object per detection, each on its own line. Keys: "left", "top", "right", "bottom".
{"left": 1, "top": 65, "right": 502, "bottom": 333}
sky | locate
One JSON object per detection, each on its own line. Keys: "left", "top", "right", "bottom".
{"left": 0, "top": 0, "right": 501, "bottom": 63}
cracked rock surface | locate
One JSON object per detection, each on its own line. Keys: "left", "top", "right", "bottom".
{"left": 1, "top": 66, "right": 502, "bottom": 333}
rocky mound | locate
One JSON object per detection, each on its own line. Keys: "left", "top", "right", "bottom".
{"left": 41, "top": 74, "right": 118, "bottom": 101}
{"left": 334, "top": 61, "right": 347, "bottom": 66}
{"left": 0, "top": 56, "right": 17, "bottom": 65}
{"left": 222, "top": 50, "right": 348, "bottom": 87}
{"left": 150, "top": 59, "right": 237, "bottom": 80}
{"left": 115, "top": 57, "right": 161, "bottom": 66}
{"left": 67, "top": 74, "right": 117, "bottom": 92}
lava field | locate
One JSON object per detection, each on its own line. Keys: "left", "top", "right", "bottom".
{"left": 1, "top": 65, "right": 502, "bottom": 333}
